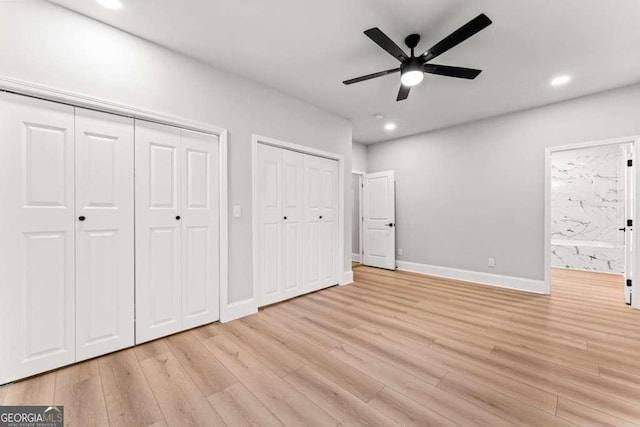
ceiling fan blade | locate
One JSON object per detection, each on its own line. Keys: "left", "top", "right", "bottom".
{"left": 343, "top": 68, "right": 401, "bottom": 85}
{"left": 424, "top": 64, "right": 482, "bottom": 79}
{"left": 396, "top": 84, "right": 411, "bottom": 101}
{"left": 364, "top": 27, "right": 409, "bottom": 62}
{"left": 422, "top": 13, "right": 492, "bottom": 61}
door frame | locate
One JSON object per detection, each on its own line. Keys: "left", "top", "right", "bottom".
{"left": 544, "top": 135, "right": 640, "bottom": 309}
{"left": 0, "top": 76, "right": 231, "bottom": 321}
{"left": 352, "top": 170, "right": 365, "bottom": 263}
{"left": 252, "top": 134, "right": 347, "bottom": 306}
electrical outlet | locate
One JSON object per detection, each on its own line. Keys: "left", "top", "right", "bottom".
{"left": 397, "top": 248, "right": 403, "bottom": 256}
{"left": 488, "top": 258, "right": 495, "bottom": 268}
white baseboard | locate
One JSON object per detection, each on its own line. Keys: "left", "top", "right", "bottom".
{"left": 395, "top": 260, "right": 548, "bottom": 295}
{"left": 351, "top": 253, "right": 361, "bottom": 262}
{"left": 340, "top": 270, "right": 354, "bottom": 286}
{"left": 220, "top": 298, "right": 258, "bottom": 323}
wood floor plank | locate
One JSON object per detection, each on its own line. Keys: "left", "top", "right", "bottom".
{"left": 208, "top": 382, "right": 283, "bottom": 427}
{"left": 134, "top": 338, "right": 171, "bottom": 363}
{"left": 437, "top": 371, "right": 572, "bottom": 426}
{"left": 556, "top": 397, "right": 636, "bottom": 427}
{"left": 223, "top": 317, "right": 306, "bottom": 377}
{"left": 190, "top": 322, "right": 226, "bottom": 343}
{"left": 284, "top": 366, "right": 398, "bottom": 426}
{"left": 2, "top": 371, "right": 56, "bottom": 405}
{"left": 166, "top": 331, "right": 238, "bottom": 396}
{"left": 368, "top": 387, "right": 458, "bottom": 427}
{"left": 330, "top": 344, "right": 514, "bottom": 426}
{"left": 203, "top": 334, "right": 338, "bottom": 427}
{"left": 139, "top": 352, "right": 225, "bottom": 427}
{"left": 53, "top": 364, "right": 110, "bottom": 427}
{"left": 240, "top": 315, "right": 385, "bottom": 401}
{"left": 97, "top": 349, "right": 165, "bottom": 427}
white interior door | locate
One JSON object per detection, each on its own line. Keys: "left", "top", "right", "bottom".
{"left": 75, "top": 108, "right": 134, "bottom": 361}
{"left": 0, "top": 92, "right": 75, "bottom": 384}
{"left": 181, "top": 129, "right": 220, "bottom": 328}
{"left": 256, "top": 143, "right": 283, "bottom": 306}
{"left": 320, "top": 157, "right": 339, "bottom": 287}
{"left": 135, "top": 120, "right": 182, "bottom": 344}
{"left": 625, "top": 144, "right": 634, "bottom": 305}
{"left": 303, "top": 153, "right": 323, "bottom": 292}
{"left": 363, "top": 171, "right": 396, "bottom": 270}
{"left": 282, "top": 149, "right": 304, "bottom": 300}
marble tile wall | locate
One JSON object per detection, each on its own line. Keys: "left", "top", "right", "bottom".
{"left": 551, "top": 143, "right": 629, "bottom": 273}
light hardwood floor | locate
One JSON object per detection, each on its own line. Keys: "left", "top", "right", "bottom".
{"left": 1, "top": 267, "right": 639, "bottom": 426}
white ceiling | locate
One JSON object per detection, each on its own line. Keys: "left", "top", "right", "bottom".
{"left": 50, "top": 0, "right": 640, "bottom": 143}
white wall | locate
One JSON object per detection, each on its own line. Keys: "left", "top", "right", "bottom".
{"left": 368, "top": 84, "right": 640, "bottom": 284}
{"left": 0, "top": 1, "right": 352, "bottom": 310}
{"left": 352, "top": 141, "right": 368, "bottom": 173}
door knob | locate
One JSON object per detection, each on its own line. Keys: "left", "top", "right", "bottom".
{"left": 319, "top": 215, "right": 323, "bottom": 219}
{"left": 619, "top": 227, "right": 626, "bottom": 232}
{"left": 175, "top": 216, "right": 181, "bottom": 220}
{"left": 387, "top": 223, "right": 394, "bottom": 227}
{"left": 78, "top": 216, "right": 86, "bottom": 221}
{"left": 283, "top": 216, "right": 287, "bottom": 220}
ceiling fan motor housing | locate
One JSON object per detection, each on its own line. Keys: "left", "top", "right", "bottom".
{"left": 404, "top": 33, "right": 421, "bottom": 51}
{"left": 400, "top": 59, "right": 423, "bottom": 75}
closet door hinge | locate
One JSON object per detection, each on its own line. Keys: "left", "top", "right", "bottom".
{"left": 628, "top": 159, "right": 633, "bottom": 167}
{"left": 627, "top": 279, "right": 633, "bottom": 287}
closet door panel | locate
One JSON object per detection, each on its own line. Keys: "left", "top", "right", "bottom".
{"left": 181, "top": 129, "right": 220, "bottom": 329}
{"left": 256, "top": 144, "right": 283, "bottom": 305}
{"left": 135, "top": 120, "right": 182, "bottom": 344}
{"left": 320, "top": 158, "right": 339, "bottom": 286}
{"left": 75, "top": 109, "right": 134, "bottom": 361}
{"left": 0, "top": 92, "right": 75, "bottom": 384}
{"left": 282, "top": 150, "right": 304, "bottom": 299}
{"left": 303, "top": 154, "right": 323, "bottom": 292}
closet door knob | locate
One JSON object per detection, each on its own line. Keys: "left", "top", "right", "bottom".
{"left": 319, "top": 215, "right": 323, "bottom": 219}
{"left": 283, "top": 216, "right": 287, "bottom": 220}
{"left": 175, "top": 216, "right": 181, "bottom": 220}
{"left": 78, "top": 216, "right": 86, "bottom": 221}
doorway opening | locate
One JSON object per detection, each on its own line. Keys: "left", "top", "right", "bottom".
{"left": 352, "top": 171, "right": 363, "bottom": 268}
{"left": 545, "top": 137, "right": 638, "bottom": 307}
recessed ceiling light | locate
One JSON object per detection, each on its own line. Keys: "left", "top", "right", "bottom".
{"left": 384, "top": 123, "right": 396, "bottom": 131}
{"left": 550, "top": 74, "right": 571, "bottom": 87}
{"left": 97, "top": 0, "right": 122, "bottom": 10}
{"left": 374, "top": 114, "right": 385, "bottom": 120}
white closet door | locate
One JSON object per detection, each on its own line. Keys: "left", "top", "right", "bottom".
{"left": 135, "top": 120, "right": 182, "bottom": 344}
{"left": 0, "top": 92, "right": 75, "bottom": 384}
{"left": 256, "top": 144, "right": 283, "bottom": 306}
{"left": 181, "top": 129, "right": 220, "bottom": 329}
{"left": 75, "top": 108, "right": 134, "bottom": 361}
{"left": 320, "top": 157, "right": 339, "bottom": 287}
{"left": 282, "top": 149, "right": 304, "bottom": 300}
{"left": 303, "top": 154, "right": 323, "bottom": 292}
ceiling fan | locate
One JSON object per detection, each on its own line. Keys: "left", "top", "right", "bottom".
{"left": 343, "top": 13, "right": 492, "bottom": 101}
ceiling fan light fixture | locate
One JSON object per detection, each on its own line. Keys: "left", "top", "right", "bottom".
{"left": 400, "top": 70, "right": 424, "bottom": 87}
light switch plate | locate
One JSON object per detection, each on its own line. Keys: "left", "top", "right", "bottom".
{"left": 233, "top": 205, "right": 242, "bottom": 218}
